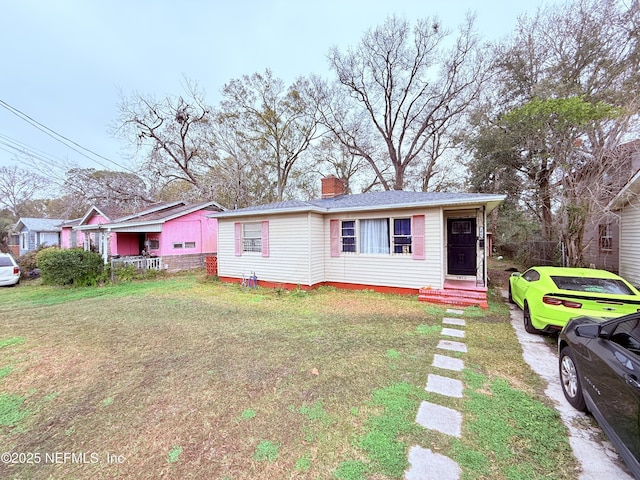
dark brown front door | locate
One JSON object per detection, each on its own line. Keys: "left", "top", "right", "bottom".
{"left": 447, "top": 218, "right": 476, "bottom": 276}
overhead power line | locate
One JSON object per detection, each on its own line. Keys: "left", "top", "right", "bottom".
{"left": 0, "top": 134, "right": 72, "bottom": 184}
{"left": 0, "top": 99, "right": 137, "bottom": 173}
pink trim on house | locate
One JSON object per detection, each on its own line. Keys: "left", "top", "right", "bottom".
{"left": 412, "top": 215, "right": 425, "bottom": 260}
{"left": 330, "top": 219, "right": 339, "bottom": 257}
{"left": 261, "top": 221, "right": 269, "bottom": 257}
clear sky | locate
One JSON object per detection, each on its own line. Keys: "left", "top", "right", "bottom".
{"left": 0, "top": 0, "right": 559, "bottom": 176}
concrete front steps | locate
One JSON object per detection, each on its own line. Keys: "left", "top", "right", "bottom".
{"left": 419, "top": 280, "right": 488, "bottom": 309}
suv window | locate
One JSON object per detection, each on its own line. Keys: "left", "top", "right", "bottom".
{"left": 0, "top": 257, "right": 14, "bottom": 267}
{"left": 610, "top": 318, "right": 640, "bottom": 357}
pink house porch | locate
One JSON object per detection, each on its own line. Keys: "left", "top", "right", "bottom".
{"left": 70, "top": 201, "right": 224, "bottom": 272}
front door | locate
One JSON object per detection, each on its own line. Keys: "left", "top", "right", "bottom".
{"left": 447, "top": 218, "right": 476, "bottom": 276}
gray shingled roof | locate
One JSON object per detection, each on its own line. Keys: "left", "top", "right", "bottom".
{"left": 212, "top": 190, "right": 506, "bottom": 218}
{"left": 16, "top": 218, "right": 65, "bottom": 232}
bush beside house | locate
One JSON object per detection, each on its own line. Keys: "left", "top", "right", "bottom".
{"left": 36, "top": 247, "right": 104, "bottom": 286}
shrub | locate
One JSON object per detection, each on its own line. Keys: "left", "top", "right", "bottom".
{"left": 17, "top": 244, "right": 51, "bottom": 277}
{"left": 113, "top": 264, "right": 137, "bottom": 282}
{"left": 36, "top": 248, "right": 104, "bottom": 286}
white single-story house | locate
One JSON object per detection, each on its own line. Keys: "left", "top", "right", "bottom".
{"left": 210, "top": 176, "right": 505, "bottom": 308}
{"left": 607, "top": 168, "right": 640, "bottom": 287}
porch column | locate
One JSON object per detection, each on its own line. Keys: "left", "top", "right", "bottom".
{"left": 102, "top": 230, "right": 110, "bottom": 264}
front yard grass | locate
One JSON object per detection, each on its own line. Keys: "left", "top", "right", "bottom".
{"left": 0, "top": 273, "right": 577, "bottom": 479}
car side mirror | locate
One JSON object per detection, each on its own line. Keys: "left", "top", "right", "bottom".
{"left": 511, "top": 272, "right": 521, "bottom": 277}
{"left": 575, "top": 324, "right": 601, "bottom": 339}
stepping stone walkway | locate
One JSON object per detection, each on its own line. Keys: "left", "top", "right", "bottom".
{"left": 406, "top": 446, "right": 461, "bottom": 480}
{"left": 405, "top": 307, "right": 468, "bottom": 479}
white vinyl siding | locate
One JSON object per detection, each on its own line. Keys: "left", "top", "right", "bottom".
{"left": 324, "top": 208, "right": 442, "bottom": 289}
{"left": 620, "top": 203, "right": 640, "bottom": 287}
{"left": 219, "top": 206, "right": 463, "bottom": 290}
{"left": 308, "top": 213, "right": 325, "bottom": 285}
{"left": 219, "top": 214, "right": 313, "bottom": 285}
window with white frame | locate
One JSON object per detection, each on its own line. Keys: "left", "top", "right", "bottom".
{"left": 243, "top": 222, "right": 262, "bottom": 253}
{"left": 599, "top": 224, "right": 612, "bottom": 252}
{"left": 392, "top": 218, "right": 412, "bottom": 254}
{"left": 172, "top": 240, "right": 196, "bottom": 249}
{"left": 360, "top": 218, "right": 390, "bottom": 254}
{"left": 331, "top": 216, "right": 422, "bottom": 257}
{"left": 341, "top": 220, "right": 356, "bottom": 253}
{"left": 149, "top": 239, "right": 160, "bottom": 250}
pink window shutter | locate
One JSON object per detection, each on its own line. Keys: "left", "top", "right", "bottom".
{"left": 330, "top": 219, "right": 339, "bottom": 257}
{"left": 234, "top": 222, "right": 242, "bottom": 256}
{"left": 412, "top": 215, "right": 425, "bottom": 260}
{"left": 261, "top": 221, "right": 270, "bottom": 257}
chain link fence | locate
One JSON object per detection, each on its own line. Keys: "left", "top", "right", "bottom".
{"left": 497, "top": 240, "right": 567, "bottom": 268}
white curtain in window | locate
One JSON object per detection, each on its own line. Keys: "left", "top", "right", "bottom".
{"left": 360, "top": 219, "right": 389, "bottom": 254}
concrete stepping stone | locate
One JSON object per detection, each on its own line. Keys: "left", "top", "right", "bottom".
{"left": 432, "top": 353, "right": 464, "bottom": 372}
{"left": 405, "top": 445, "right": 461, "bottom": 480}
{"left": 446, "top": 308, "right": 465, "bottom": 315}
{"left": 437, "top": 339, "right": 467, "bottom": 353}
{"left": 443, "top": 317, "right": 466, "bottom": 326}
{"left": 426, "top": 374, "right": 463, "bottom": 398}
{"left": 442, "top": 327, "right": 465, "bottom": 338}
{"left": 415, "top": 401, "right": 462, "bottom": 437}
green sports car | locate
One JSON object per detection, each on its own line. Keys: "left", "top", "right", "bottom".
{"left": 508, "top": 266, "right": 640, "bottom": 334}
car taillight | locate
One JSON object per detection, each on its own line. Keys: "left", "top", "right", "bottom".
{"left": 13, "top": 267, "right": 19, "bottom": 275}
{"left": 543, "top": 296, "right": 582, "bottom": 308}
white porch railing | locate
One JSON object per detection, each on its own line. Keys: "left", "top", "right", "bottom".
{"left": 111, "top": 256, "right": 162, "bottom": 271}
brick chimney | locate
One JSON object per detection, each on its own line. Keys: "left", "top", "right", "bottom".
{"left": 321, "top": 175, "right": 345, "bottom": 199}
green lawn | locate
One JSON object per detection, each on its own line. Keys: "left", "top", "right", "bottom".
{"left": 0, "top": 272, "right": 577, "bottom": 479}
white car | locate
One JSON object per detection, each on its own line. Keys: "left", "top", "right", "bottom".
{"left": 0, "top": 253, "right": 21, "bottom": 286}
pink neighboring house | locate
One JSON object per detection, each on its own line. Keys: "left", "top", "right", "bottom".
{"left": 60, "top": 206, "right": 113, "bottom": 251}
{"left": 70, "top": 201, "right": 223, "bottom": 272}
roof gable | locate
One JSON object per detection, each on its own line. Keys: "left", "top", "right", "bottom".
{"left": 15, "top": 217, "right": 65, "bottom": 232}
{"left": 101, "top": 201, "right": 225, "bottom": 229}
{"left": 78, "top": 205, "right": 112, "bottom": 226}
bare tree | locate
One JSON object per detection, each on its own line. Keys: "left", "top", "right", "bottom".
{"left": 207, "top": 114, "right": 278, "bottom": 208}
{"left": 0, "top": 165, "right": 51, "bottom": 217}
{"left": 63, "top": 168, "right": 155, "bottom": 215}
{"left": 309, "top": 136, "right": 369, "bottom": 194}
{"left": 314, "top": 14, "right": 488, "bottom": 191}
{"left": 113, "top": 80, "right": 216, "bottom": 196}
{"left": 218, "top": 70, "right": 321, "bottom": 201}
